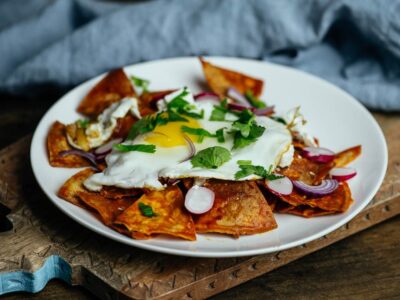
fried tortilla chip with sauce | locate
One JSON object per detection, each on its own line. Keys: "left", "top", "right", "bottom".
{"left": 114, "top": 186, "right": 196, "bottom": 241}
{"left": 194, "top": 180, "right": 277, "bottom": 237}
{"left": 199, "top": 57, "right": 263, "bottom": 98}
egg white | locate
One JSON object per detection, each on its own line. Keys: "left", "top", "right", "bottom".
{"left": 84, "top": 89, "right": 293, "bottom": 191}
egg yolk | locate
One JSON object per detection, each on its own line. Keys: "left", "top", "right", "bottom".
{"left": 144, "top": 115, "right": 201, "bottom": 148}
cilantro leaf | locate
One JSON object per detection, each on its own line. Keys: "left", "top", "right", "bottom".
{"left": 234, "top": 162, "right": 284, "bottom": 180}
{"left": 245, "top": 90, "right": 266, "bottom": 108}
{"left": 216, "top": 128, "right": 225, "bottom": 143}
{"left": 229, "top": 109, "right": 265, "bottom": 150}
{"left": 210, "top": 99, "right": 229, "bottom": 121}
{"left": 232, "top": 124, "right": 265, "bottom": 149}
{"left": 167, "top": 88, "right": 203, "bottom": 119}
{"left": 270, "top": 116, "right": 287, "bottom": 125}
{"left": 181, "top": 126, "right": 225, "bottom": 143}
{"left": 113, "top": 144, "right": 156, "bottom": 153}
{"left": 138, "top": 202, "right": 157, "bottom": 217}
{"left": 77, "top": 119, "right": 89, "bottom": 129}
{"left": 191, "top": 146, "right": 231, "bottom": 169}
{"left": 130, "top": 75, "right": 150, "bottom": 93}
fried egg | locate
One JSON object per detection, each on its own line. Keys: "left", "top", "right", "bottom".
{"left": 84, "top": 89, "right": 293, "bottom": 191}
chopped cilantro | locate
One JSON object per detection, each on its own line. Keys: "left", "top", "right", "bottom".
{"left": 229, "top": 109, "right": 265, "bottom": 149}
{"left": 77, "top": 119, "right": 89, "bottom": 129}
{"left": 113, "top": 144, "right": 156, "bottom": 153}
{"left": 234, "top": 162, "right": 284, "bottom": 180}
{"left": 191, "top": 146, "right": 231, "bottom": 169}
{"left": 245, "top": 90, "right": 266, "bottom": 108}
{"left": 130, "top": 75, "right": 150, "bottom": 93}
{"left": 167, "top": 88, "right": 204, "bottom": 119}
{"left": 181, "top": 126, "right": 225, "bottom": 143}
{"left": 138, "top": 202, "right": 157, "bottom": 217}
{"left": 209, "top": 99, "right": 229, "bottom": 121}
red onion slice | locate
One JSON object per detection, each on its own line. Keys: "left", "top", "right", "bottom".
{"left": 302, "top": 147, "right": 335, "bottom": 163}
{"left": 185, "top": 186, "right": 215, "bottom": 214}
{"left": 266, "top": 176, "right": 293, "bottom": 195}
{"left": 293, "top": 179, "right": 339, "bottom": 197}
{"left": 253, "top": 106, "right": 275, "bottom": 116}
{"left": 94, "top": 138, "right": 123, "bottom": 155}
{"left": 59, "top": 149, "right": 98, "bottom": 167}
{"left": 179, "top": 134, "right": 196, "bottom": 163}
{"left": 194, "top": 92, "right": 220, "bottom": 103}
{"left": 329, "top": 167, "right": 357, "bottom": 181}
{"left": 227, "top": 87, "right": 251, "bottom": 106}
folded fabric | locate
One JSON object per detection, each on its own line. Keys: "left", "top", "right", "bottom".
{"left": 1, "top": 0, "right": 400, "bottom": 111}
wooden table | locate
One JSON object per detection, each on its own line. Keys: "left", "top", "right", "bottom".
{"left": 0, "top": 94, "right": 399, "bottom": 299}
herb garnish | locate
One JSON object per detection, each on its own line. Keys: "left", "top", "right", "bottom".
{"left": 191, "top": 146, "right": 231, "bottom": 169}
{"left": 130, "top": 75, "right": 150, "bottom": 93}
{"left": 113, "top": 144, "right": 156, "bottom": 153}
{"left": 181, "top": 126, "right": 225, "bottom": 143}
{"left": 126, "top": 114, "right": 168, "bottom": 140}
{"left": 166, "top": 88, "right": 204, "bottom": 119}
{"left": 209, "top": 99, "right": 229, "bottom": 121}
{"left": 270, "top": 116, "right": 287, "bottom": 125}
{"left": 234, "top": 161, "right": 284, "bottom": 180}
{"left": 229, "top": 109, "right": 265, "bottom": 149}
{"left": 77, "top": 119, "right": 89, "bottom": 129}
{"left": 138, "top": 202, "right": 157, "bottom": 217}
{"left": 245, "top": 90, "right": 266, "bottom": 108}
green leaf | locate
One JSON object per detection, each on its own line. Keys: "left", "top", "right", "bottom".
{"left": 245, "top": 90, "right": 266, "bottom": 108}
{"left": 209, "top": 99, "right": 229, "bottom": 121}
{"left": 191, "top": 146, "right": 231, "bottom": 169}
{"left": 234, "top": 162, "right": 284, "bottom": 180}
{"left": 181, "top": 126, "right": 225, "bottom": 143}
{"left": 166, "top": 88, "right": 204, "bottom": 120}
{"left": 131, "top": 75, "right": 150, "bottom": 92}
{"left": 113, "top": 144, "right": 156, "bottom": 153}
{"left": 126, "top": 116, "right": 155, "bottom": 140}
{"left": 77, "top": 119, "right": 89, "bottom": 129}
{"left": 216, "top": 128, "right": 225, "bottom": 143}
{"left": 138, "top": 202, "right": 157, "bottom": 217}
{"left": 231, "top": 122, "right": 265, "bottom": 150}
{"left": 237, "top": 160, "right": 252, "bottom": 165}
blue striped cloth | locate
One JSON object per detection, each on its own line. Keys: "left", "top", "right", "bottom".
{"left": 1, "top": 0, "right": 400, "bottom": 111}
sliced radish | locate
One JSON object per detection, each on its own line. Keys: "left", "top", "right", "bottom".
{"left": 293, "top": 179, "right": 339, "bottom": 197}
{"left": 184, "top": 186, "right": 215, "bottom": 214}
{"left": 194, "top": 92, "right": 220, "bottom": 103}
{"left": 302, "top": 147, "right": 335, "bottom": 163}
{"left": 94, "top": 138, "right": 123, "bottom": 155}
{"left": 266, "top": 176, "right": 293, "bottom": 195}
{"left": 330, "top": 167, "right": 357, "bottom": 181}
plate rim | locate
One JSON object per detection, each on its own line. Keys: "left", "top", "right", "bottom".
{"left": 30, "top": 56, "right": 388, "bottom": 258}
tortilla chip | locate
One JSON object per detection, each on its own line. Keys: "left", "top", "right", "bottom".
{"left": 77, "top": 192, "right": 134, "bottom": 226}
{"left": 139, "top": 90, "right": 176, "bottom": 116}
{"left": 276, "top": 204, "right": 336, "bottom": 218}
{"left": 277, "top": 182, "right": 353, "bottom": 213}
{"left": 335, "top": 145, "right": 362, "bottom": 167}
{"left": 111, "top": 114, "right": 137, "bottom": 140}
{"left": 114, "top": 186, "right": 196, "bottom": 241}
{"left": 58, "top": 168, "right": 96, "bottom": 207}
{"left": 47, "top": 121, "right": 92, "bottom": 168}
{"left": 194, "top": 180, "right": 277, "bottom": 237}
{"left": 199, "top": 57, "right": 263, "bottom": 98}
{"left": 280, "top": 150, "right": 334, "bottom": 185}
{"left": 99, "top": 185, "right": 143, "bottom": 200}
{"left": 77, "top": 69, "right": 136, "bottom": 117}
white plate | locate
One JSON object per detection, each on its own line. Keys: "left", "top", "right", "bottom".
{"left": 30, "top": 57, "right": 387, "bottom": 258}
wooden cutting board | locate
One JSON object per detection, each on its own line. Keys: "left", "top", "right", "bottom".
{"left": 0, "top": 113, "right": 399, "bottom": 300}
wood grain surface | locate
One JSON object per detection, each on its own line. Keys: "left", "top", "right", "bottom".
{"left": 0, "top": 95, "right": 399, "bottom": 299}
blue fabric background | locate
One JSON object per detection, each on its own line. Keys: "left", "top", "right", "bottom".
{"left": 1, "top": 0, "right": 400, "bottom": 111}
